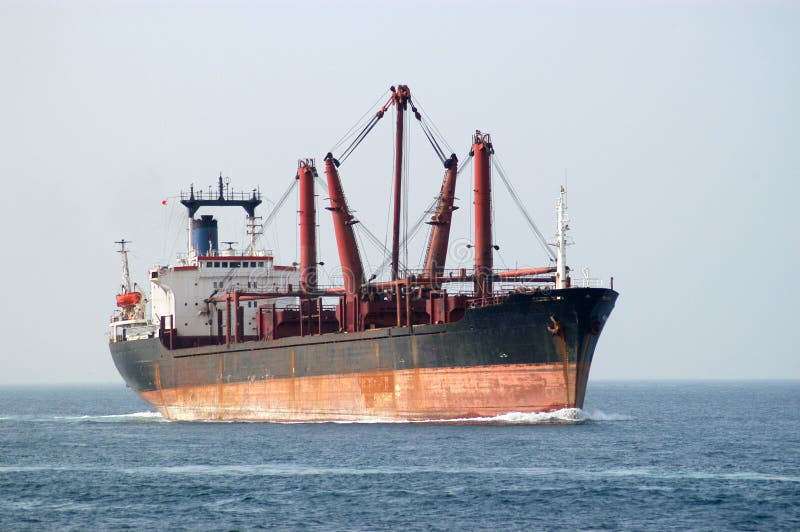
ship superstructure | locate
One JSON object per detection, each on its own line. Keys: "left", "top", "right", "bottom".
{"left": 109, "top": 85, "right": 618, "bottom": 421}
{"left": 145, "top": 177, "right": 299, "bottom": 347}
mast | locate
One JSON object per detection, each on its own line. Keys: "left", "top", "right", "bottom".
{"left": 246, "top": 209, "right": 262, "bottom": 255}
{"left": 555, "top": 186, "right": 570, "bottom": 289}
{"left": 115, "top": 239, "right": 132, "bottom": 294}
{"left": 323, "top": 153, "right": 365, "bottom": 298}
{"left": 390, "top": 85, "right": 411, "bottom": 281}
{"left": 180, "top": 176, "right": 262, "bottom": 257}
{"left": 423, "top": 153, "right": 459, "bottom": 279}
{"left": 472, "top": 131, "right": 494, "bottom": 300}
{"left": 297, "top": 159, "right": 318, "bottom": 293}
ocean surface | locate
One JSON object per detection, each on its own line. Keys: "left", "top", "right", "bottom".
{"left": 0, "top": 381, "right": 797, "bottom": 531}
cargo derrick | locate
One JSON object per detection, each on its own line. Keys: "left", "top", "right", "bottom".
{"left": 217, "top": 87, "right": 554, "bottom": 341}
{"left": 323, "top": 154, "right": 365, "bottom": 333}
{"left": 390, "top": 85, "right": 410, "bottom": 281}
{"left": 423, "top": 153, "right": 459, "bottom": 280}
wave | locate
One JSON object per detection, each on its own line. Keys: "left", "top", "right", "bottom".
{"left": 0, "top": 409, "right": 631, "bottom": 425}
{"left": 2, "top": 463, "right": 797, "bottom": 483}
{"left": 0, "top": 411, "right": 166, "bottom": 423}
{"left": 431, "top": 408, "right": 587, "bottom": 425}
{"left": 580, "top": 409, "right": 634, "bottom": 422}
{"left": 421, "top": 408, "right": 632, "bottom": 425}
{"left": 56, "top": 411, "right": 166, "bottom": 423}
{"left": 277, "top": 408, "right": 632, "bottom": 425}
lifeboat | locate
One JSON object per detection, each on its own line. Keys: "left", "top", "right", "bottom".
{"left": 116, "top": 292, "right": 142, "bottom": 307}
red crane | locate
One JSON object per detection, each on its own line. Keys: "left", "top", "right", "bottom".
{"left": 297, "top": 159, "right": 318, "bottom": 294}
{"left": 472, "top": 131, "right": 494, "bottom": 301}
{"left": 423, "top": 153, "right": 459, "bottom": 279}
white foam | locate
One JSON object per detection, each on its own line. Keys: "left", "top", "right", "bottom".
{"left": 95, "top": 411, "right": 164, "bottom": 420}
{"left": 435, "top": 408, "right": 587, "bottom": 424}
{"left": 6, "top": 409, "right": 631, "bottom": 425}
{"left": 581, "top": 409, "right": 634, "bottom": 421}
{"left": 53, "top": 411, "right": 166, "bottom": 423}
{"left": 275, "top": 408, "right": 631, "bottom": 425}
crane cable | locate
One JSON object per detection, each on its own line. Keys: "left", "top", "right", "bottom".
{"left": 330, "top": 89, "right": 391, "bottom": 154}
{"left": 335, "top": 93, "right": 395, "bottom": 166}
{"left": 373, "top": 150, "right": 472, "bottom": 277}
{"left": 254, "top": 178, "right": 297, "bottom": 244}
{"left": 491, "top": 156, "right": 556, "bottom": 261}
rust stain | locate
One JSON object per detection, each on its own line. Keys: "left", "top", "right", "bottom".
{"left": 217, "top": 357, "right": 224, "bottom": 419}
{"left": 548, "top": 315, "right": 572, "bottom": 407}
{"left": 289, "top": 350, "right": 297, "bottom": 412}
{"left": 153, "top": 363, "right": 170, "bottom": 419}
{"left": 358, "top": 371, "right": 396, "bottom": 409}
{"left": 140, "top": 362, "right": 583, "bottom": 422}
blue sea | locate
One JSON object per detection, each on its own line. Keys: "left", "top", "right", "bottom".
{"left": 1, "top": 381, "right": 798, "bottom": 531}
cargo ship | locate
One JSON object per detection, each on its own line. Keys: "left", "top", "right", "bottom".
{"left": 109, "top": 85, "right": 618, "bottom": 421}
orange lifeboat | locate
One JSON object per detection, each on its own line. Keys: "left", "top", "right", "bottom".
{"left": 116, "top": 292, "right": 142, "bottom": 307}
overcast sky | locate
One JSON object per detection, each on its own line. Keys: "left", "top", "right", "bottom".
{"left": 1, "top": 0, "right": 797, "bottom": 384}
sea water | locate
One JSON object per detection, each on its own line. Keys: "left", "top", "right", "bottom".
{"left": 0, "top": 381, "right": 797, "bottom": 530}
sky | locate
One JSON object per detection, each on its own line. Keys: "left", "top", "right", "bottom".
{"left": 0, "top": 0, "right": 797, "bottom": 384}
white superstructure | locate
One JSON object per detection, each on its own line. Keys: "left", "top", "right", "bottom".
{"left": 111, "top": 177, "right": 301, "bottom": 343}
{"left": 149, "top": 251, "right": 299, "bottom": 337}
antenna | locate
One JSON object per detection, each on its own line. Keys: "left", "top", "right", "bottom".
{"left": 555, "top": 187, "right": 570, "bottom": 289}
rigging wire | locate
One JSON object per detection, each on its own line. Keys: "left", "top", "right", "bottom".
{"left": 353, "top": 224, "right": 372, "bottom": 280}
{"left": 456, "top": 152, "right": 472, "bottom": 175}
{"left": 371, "top": 196, "right": 437, "bottom": 278}
{"left": 403, "top": 109, "right": 409, "bottom": 276}
{"left": 411, "top": 95, "right": 454, "bottom": 157}
{"left": 418, "top": 119, "right": 446, "bottom": 165}
{"left": 337, "top": 113, "right": 382, "bottom": 165}
{"left": 384, "top": 109, "right": 395, "bottom": 266}
{"left": 319, "top": 148, "right": 475, "bottom": 279}
{"left": 468, "top": 157, "right": 473, "bottom": 245}
{"left": 314, "top": 174, "right": 399, "bottom": 270}
{"left": 330, "top": 89, "right": 391, "bottom": 154}
{"left": 256, "top": 178, "right": 297, "bottom": 239}
{"left": 309, "top": 88, "right": 483, "bottom": 280}
{"left": 491, "top": 156, "right": 556, "bottom": 261}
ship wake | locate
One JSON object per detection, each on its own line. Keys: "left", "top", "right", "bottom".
{"left": 415, "top": 408, "right": 633, "bottom": 425}
{"left": 54, "top": 411, "right": 166, "bottom": 423}
{"left": 305, "top": 408, "right": 633, "bottom": 425}
{"left": 12, "top": 409, "right": 632, "bottom": 425}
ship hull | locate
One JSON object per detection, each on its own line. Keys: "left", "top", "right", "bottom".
{"left": 110, "top": 288, "right": 617, "bottom": 421}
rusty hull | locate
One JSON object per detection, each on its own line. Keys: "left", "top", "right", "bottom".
{"left": 141, "top": 363, "right": 578, "bottom": 421}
